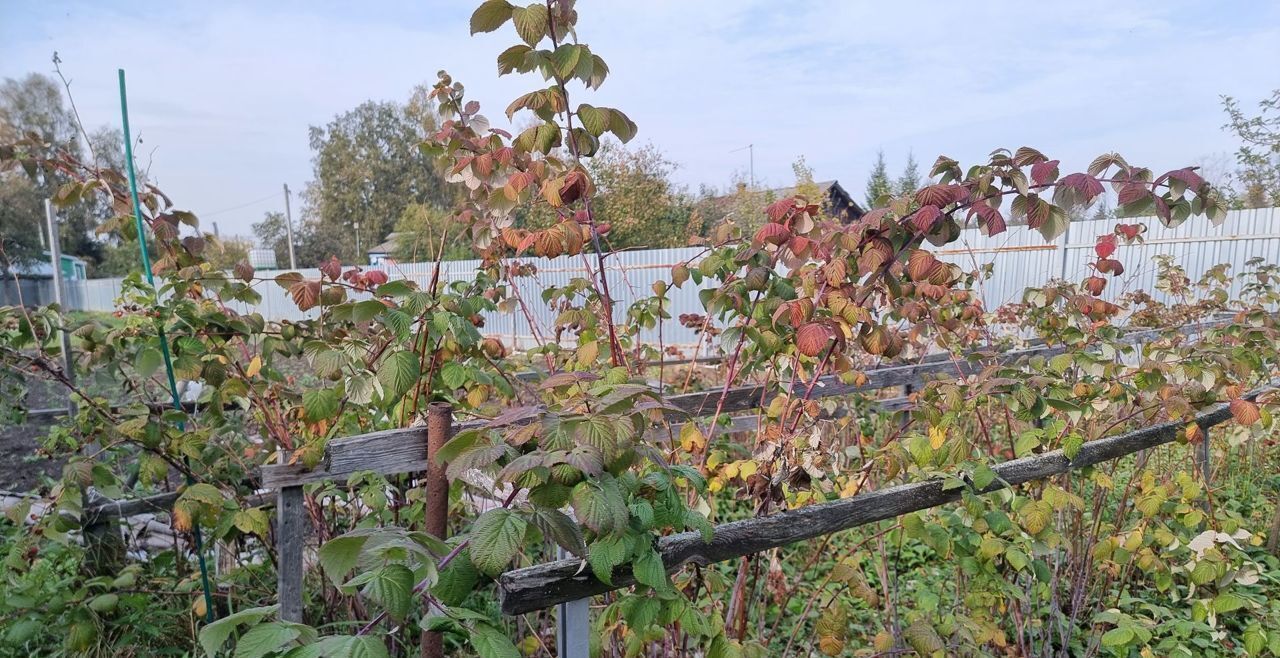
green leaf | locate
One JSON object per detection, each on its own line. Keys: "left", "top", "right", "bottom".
{"left": 318, "top": 534, "right": 372, "bottom": 586}
{"left": 1013, "top": 433, "right": 1040, "bottom": 457}
{"left": 88, "top": 593, "right": 118, "bottom": 612}
{"left": 470, "top": 0, "right": 514, "bottom": 34}
{"left": 1213, "top": 592, "right": 1249, "bottom": 614}
{"left": 622, "top": 595, "right": 660, "bottom": 630}
{"left": 530, "top": 508, "right": 586, "bottom": 557}
{"left": 632, "top": 548, "right": 669, "bottom": 591}
{"left": 312, "top": 349, "right": 346, "bottom": 379}
{"left": 234, "top": 622, "right": 301, "bottom": 658}
{"left": 346, "top": 373, "right": 378, "bottom": 405}
{"left": 286, "top": 635, "right": 390, "bottom": 658}
{"left": 302, "top": 388, "right": 339, "bottom": 422}
{"left": 433, "top": 549, "right": 480, "bottom": 606}
{"left": 472, "top": 623, "right": 520, "bottom": 658}
{"left": 587, "top": 533, "right": 630, "bottom": 585}
{"left": 1034, "top": 204, "right": 1069, "bottom": 241}
{"left": 376, "top": 350, "right": 420, "bottom": 403}
{"left": 511, "top": 3, "right": 548, "bottom": 46}
{"left": 440, "top": 361, "right": 469, "bottom": 390}
{"left": 198, "top": 605, "right": 278, "bottom": 657}
{"left": 352, "top": 299, "right": 386, "bottom": 324}
{"left": 1100, "top": 626, "right": 1134, "bottom": 648}
{"left": 360, "top": 564, "right": 415, "bottom": 621}
{"left": 135, "top": 347, "right": 163, "bottom": 378}
{"left": 607, "top": 108, "right": 637, "bottom": 143}
{"left": 577, "top": 104, "right": 609, "bottom": 136}
{"left": 469, "top": 509, "right": 527, "bottom": 576}
{"left": 1062, "top": 433, "right": 1084, "bottom": 460}
{"left": 381, "top": 310, "right": 412, "bottom": 339}
{"left": 497, "top": 44, "right": 533, "bottom": 75}
{"left": 902, "top": 619, "right": 945, "bottom": 656}
{"left": 571, "top": 476, "right": 628, "bottom": 534}
{"left": 550, "top": 44, "right": 582, "bottom": 78}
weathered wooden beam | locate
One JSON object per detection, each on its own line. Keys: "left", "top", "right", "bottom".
{"left": 82, "top": 490, "right": 273, "bottom": 524}
{"left": 277, "top": 484, "right": 305, "bottom": 623}
{"left": 258, "top": 319, "right": 1228, "bottom": 489}
{"left": 83, "top": 491, "right": 180, "bottom": 525}
{"left": 495, "top": 386, "right": 1268, "bottom": 615}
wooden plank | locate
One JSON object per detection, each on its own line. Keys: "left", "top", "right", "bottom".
{"left": 277, "top": 485, "right": 305, "bottom": 623}
{"left": 259, "top": 319, "right": 1229, "bottom": 489}
{"left": 84, "top": 491, "right": 180, "bottom": 524}
{"left": 495, "top": 385, "right": 1268, "bottom": 615}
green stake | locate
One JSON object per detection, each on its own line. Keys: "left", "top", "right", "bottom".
{"left": 118, "top": 68, "right": 216, "bottom": 623}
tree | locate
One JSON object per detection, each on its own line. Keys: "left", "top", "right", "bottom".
{"left": 0, "top": 175, "right": 44, "bottom": 274}
{"left": 0, "top": 73, "right": 124, "bottom": 273}
{"left": 1222, "top": 89, "right": 1280, "bottom": 208}
{"left": 864, "top": 150, "right": 892, "bottom": 208}
{"left": 252, "top": 211, "right": 291, "bottom": 270}
{"left": 586, "top": 142, "right": 693, "bottom": 249}
{"left": 392, "top": 203, "right": 473, "bottom": 262}
{"left": 301, "top": 96, "right": 454, "bottom": 264}
{"left": 895, "top": 151, "right": 921, "bottom": 197}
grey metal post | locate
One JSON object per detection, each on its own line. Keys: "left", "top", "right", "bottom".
{"left": 1058, "top": 218, "right": 1071, "bottom": 281}
{"left": 555, "top": 548, "right": 590, "bottom": 658}
{"left": 44, "top": 199, "right": 75, "bottom": 417}
{"left": 282, "top": 184, "right": 297, "bottom": 270}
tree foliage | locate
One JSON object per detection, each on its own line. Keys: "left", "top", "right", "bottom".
{"left": 301, "top": 93, "right": 455, "bottom": 264}
{"left": 1222, "top": 89, "right": 1280, "bottom": 209}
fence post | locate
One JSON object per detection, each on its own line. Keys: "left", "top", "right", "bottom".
{"left": 421, "top": 402, "right": 452, "bottom": 658}
{"left": 82, "top": 491, "right": 125, "bottom": 575}
{"left": 277, "top": 482, "right": 305, "bottom": 623}
{"left": 556, "top": 548, "right": 590, "bottom": 658}
{"left": 1196, "top": 423, "right": 1212, "bottom": 513}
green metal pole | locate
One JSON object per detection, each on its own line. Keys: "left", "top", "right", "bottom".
{"left": 118, "top": 69, "right": 216, "bottom": 623}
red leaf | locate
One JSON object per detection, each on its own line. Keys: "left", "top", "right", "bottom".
{"left": 1094, "top": 234, "right": 1117, "bottom": 259}
{"left": 233, "top": 260, "right": 254, "bottom": 283}
{"left": 1096, "top": 258, "right": 1125, "bottom": 276}
{"left": 1025, "top": 196, "right": 1050, "bottom": 229}
{"left": 754, "top": 223, "right": 791, "bottom": 247}
{"left": 1152, "top": 196, "right": 1172, "bottom": 223}
{"left": 319, "top": 256, "right": 342, "bottom": 282}
{"left": 766, "top": 197, "right": 797, "bottom": 223}
{"left": 968, "top": 204, "right": 1006, "bottom": 236}
{"left": 911, "top": 205, "right": 943, "bottom": 233}
{"left": 1058, "top": 173, "right": 1105, "bottom": 204}
{"left": 289, "top": 280, "right": 322, "bottom": 311}
{"left": 1166, "top": 167, "right": 1205, "bottom": 192}
{"left": 1013, "top": 146, "right": 1047, "bottom": 166}
{"left": 796, "top": 322, "right": 835, "bottom": 357}
{"left": 365, "top": 270, "right": 389, "bottom": 286}
{"left": 1030, "top": 160, "right": 1060, "bottom": 186}
{"left": 1115, "top": 224, "right": 1143, "bottom": 241}
{"left": 915, "top": 184, "right": 967, "bottom": 208}
{"left": 1117, "top": 183, "right": 1150, "bottom": 206}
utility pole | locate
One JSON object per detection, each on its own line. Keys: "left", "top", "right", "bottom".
{"left": 282, "top": 183, "right": 297, "bottom": 270}
{"left": 731, "top": 143, "right": 755, "bottom": 188}
{"left": 44, "top": 199, "right": 76, "bottom": 417}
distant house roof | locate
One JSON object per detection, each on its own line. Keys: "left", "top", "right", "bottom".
{"left": 367, "top": 232, "right": 404, "bottom": 256}
{"left": 711, "top": 180, "right": 866, "bottom": 223}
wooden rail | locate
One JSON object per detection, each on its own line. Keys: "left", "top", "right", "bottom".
{"left": 260, "top": 319, "right": 1226, "bottom": 488}
{"left": 495, "top": 385, "right": 1272, "bottom": 614}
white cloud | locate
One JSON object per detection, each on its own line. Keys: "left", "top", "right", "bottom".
{"left": 1, "top": 0, "right": 1276, "bottom": 239}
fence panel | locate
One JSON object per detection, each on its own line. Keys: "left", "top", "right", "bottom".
{"left": 37, "top": 207, "right": 1279, "bottom": 344}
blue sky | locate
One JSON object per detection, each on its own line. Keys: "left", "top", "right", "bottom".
{"left": 2, "top": 0, "right": 1278, "bottom": 239}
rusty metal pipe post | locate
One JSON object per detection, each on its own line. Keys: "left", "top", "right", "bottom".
{"left": 421, "top": 402, "right": 452, "bottom": 658}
